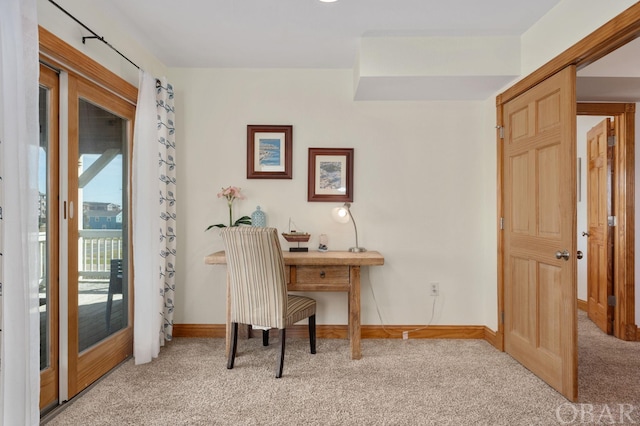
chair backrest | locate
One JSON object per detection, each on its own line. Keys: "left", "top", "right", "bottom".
{"left": 220, "top": 227, "right": 288, "bottom": 329}
{"left": 110, "top": 258, "right": 123, "bottom": 293}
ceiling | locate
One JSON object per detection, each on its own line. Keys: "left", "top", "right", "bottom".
{"left": 93, "top": 0, "right": 562, "bottom": 69}
{"left": 83, "top": 0, "right": 640, "bottom": 101}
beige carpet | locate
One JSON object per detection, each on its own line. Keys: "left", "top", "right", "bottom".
{"left": 44, "top": 312, "right": 639, "bottom": 425}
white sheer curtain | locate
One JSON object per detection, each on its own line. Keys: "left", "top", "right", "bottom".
{"left": 0, "top": 0, "right": 41, "bottom": 424}
{"left": 133, "top": 70, "right": 177, "bottom": 364}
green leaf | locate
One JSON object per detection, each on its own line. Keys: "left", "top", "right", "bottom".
{"left": 233, "top": 216, "right": 252, "bottom": 226}
{"left": 205, "top": 224, "right": 227, "bottom": 231}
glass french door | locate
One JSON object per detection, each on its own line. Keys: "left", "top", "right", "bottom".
{"left": 66, "top": 74, "right": 134, "bottom": 398}
{"left": 39, "top": 65, "right": 135, "bottom": 407}
{"left": 39, "top": 64, "right": 60, "bottom": 411}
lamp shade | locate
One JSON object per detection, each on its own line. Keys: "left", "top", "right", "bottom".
{"left": 331, "top": 202, "right": 365, "bottom": 252}
{"left": 331, "top": 205, "right": 350, "bottom": 224}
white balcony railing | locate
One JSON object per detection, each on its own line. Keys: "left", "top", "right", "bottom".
{"left": 80, "top": 229, "right": 123, "bottom": 280}
{"left": 39, "top": 230, "right": 123, "bottom": 283}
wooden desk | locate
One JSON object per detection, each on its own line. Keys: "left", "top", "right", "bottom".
{"left": 205, "top": 250, "right": 384, "bottom": 360}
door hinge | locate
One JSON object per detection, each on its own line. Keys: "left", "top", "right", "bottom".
{"left": 501, "top": 311, "right": 505, "bottom": 324}
{"left": 608, "top": 135, "right": 616, "bottom": 147}
{"left": 496, "top": 126, "right": 504, "bottom": 139}
{"left": 608, "top": 216, "right": 617, "bottom": 227}
{"left": 500, "top": 217, "right": 504, "bottom": 230}
{"left": 608, "top": 295, "right": 617, "bottom": 307}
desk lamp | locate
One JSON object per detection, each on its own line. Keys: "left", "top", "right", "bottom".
{"left": 332, "top": 202, "right": 366, "bottom": 252}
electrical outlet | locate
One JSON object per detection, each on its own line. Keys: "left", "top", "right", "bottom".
{"left": 402, "top": 331, "right": 408, "bottom": 340}
{"left": 430, "top": 282, "right": 439, "bottom": 296}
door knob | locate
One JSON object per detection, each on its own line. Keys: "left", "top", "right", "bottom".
{"left": 555, "top": 250, "right": 570, "bottom": 261}
{"left": 577, "top": 251, "right": 583, "bottom": 260}
{"left": 582, "top": 231, "right": 590, "bottom": 237}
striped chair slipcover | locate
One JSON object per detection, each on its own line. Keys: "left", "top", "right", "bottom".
{"left": 220, "top": 226, "right": 317, "bottom": 378}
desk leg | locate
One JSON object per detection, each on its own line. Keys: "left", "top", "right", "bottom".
{"left": 349, "top": 265, "right": 362, "bottom": 360}
{"left": 225, "top": 271, "right": 231, "bottom": 359}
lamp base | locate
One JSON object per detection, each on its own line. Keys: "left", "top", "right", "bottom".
{"left": 349, "top": 247, "right": 367, "bottom": 253}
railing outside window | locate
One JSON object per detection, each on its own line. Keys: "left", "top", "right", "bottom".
{"left": 39, "top": 230, "right": 123, "bottom": 283}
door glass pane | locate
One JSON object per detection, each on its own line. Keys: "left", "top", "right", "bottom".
{"left": 39, "top": 85, "right": 50, "bottom": 370}
{"left": 77, "top": 99, "right": 128, "bottom": 352}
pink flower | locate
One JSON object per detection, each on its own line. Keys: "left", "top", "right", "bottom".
{"left": 217, "top": 186, "right": 245, "bottom": 201}
{"left": 207, "top": 186, "right": 251, "bottom": 230}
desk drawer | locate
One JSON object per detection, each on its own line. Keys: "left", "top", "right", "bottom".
{"left": 296, "top": 265, "right": 349, "bottom": 284}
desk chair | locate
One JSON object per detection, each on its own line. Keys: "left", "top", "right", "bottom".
{"left": 106, "top": 258, "right": 123, "bottom": 332}
{"left": 220, "top": 227, "right": 316, "bottom": 378}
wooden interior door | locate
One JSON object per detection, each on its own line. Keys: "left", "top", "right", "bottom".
{"left": 503, "top": 66, "right": 578, "bottom": 401}
{"left": 586, "top": 118, "right": 614, "bottom": 334}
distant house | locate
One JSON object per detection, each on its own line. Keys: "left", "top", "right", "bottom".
{"left": 39, "top": 192, "right": 47, "bottom": 230}
{"left": 83, "top": 201, "right": 122, "bottom": 229}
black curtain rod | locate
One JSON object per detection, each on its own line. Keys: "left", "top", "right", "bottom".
{"left": 48, "top": 0, "right": 140, "bottom": 70}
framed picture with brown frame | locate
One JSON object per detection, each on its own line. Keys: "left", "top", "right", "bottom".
{"left": 307, "top": 148, "right": 354, "bottom": 202}
{"left": 247, "top": 125, "right": 293, "bottom": 179}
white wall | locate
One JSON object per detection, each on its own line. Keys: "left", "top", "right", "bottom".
{"left": 172, "top": 68, "right": 494, "bottom": 327}
{"left": 174, "top": 0, "right": 640, "bottom": 330}
{"left": 37, "top": 0, "right": 639, "bottom": 332}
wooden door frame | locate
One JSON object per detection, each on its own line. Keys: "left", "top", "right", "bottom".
{"left": 578, "top": 103, "right": 636, "bottom": 341}
{"left": 497, "top": 3, "right": 640, "bottom": 350}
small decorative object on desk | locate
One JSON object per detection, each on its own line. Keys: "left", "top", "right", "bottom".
{"left": 318, "top": 234, "right": 328, "bottom": 252}
{"left": 251, "top": 206, "right": 266, "bottom": 227}
{"left": 282, "top": 218, "right": 310, "bottom": 252}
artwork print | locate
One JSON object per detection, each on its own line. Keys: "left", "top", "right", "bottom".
{"left": 247, "top": 125, "right": 292, "bottom": 179}
{"left": 317, "top": 157, "right": 346, "bottom": 194}
{"left": 257, "top": 136, "right": 284, "bottom": 171}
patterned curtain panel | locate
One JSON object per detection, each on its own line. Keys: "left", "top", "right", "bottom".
{"left": 156, "top": 77, "right": 176, "bottom": 341}
{"left": 133, "top": 71, "right": 176, "bottom": 364}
